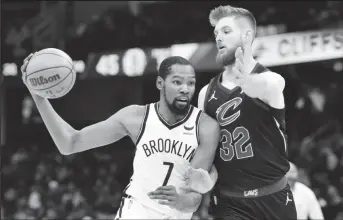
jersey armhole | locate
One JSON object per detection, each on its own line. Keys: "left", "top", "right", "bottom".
{"left": 252, "top": 98, "right": 285, "bottom": 118}
{"left": 203, "top": 78, "right": 216, "bottom": 112}
{"left": 196, "top": 110, "right": 203, "bottom": 145}
{"left": 135, "top": 104, "right": 150, "bottom": 145}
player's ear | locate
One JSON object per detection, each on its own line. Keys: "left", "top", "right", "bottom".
{"left": 243, "top": 29, "right": 253, "bottom": 45}
{"left": 156, "top": 76, "right": 164, "bottom": 90}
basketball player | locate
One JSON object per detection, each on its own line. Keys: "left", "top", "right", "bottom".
{"left": 21, "top": 55, "right": 220, "bottom": 219}
{"left": 287, "top": 162, "right": 325, "bottom": 220}
{"left": 195, "top": 5, "right": 297, "bottom": 220}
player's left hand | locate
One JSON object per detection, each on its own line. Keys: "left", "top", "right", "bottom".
{"left": 232, "top": 32, "right": 258, "bottom": 97}
{"left": 148, "top": 185, "right": 180, "bottom": 209}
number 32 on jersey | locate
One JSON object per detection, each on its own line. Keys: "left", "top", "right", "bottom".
{"left": 215, "top": 97, "right": 254, "bottom": 161}
{"left": 220, "top": 126, "right": 253, "bottom": 161}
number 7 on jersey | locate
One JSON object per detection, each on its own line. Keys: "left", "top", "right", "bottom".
{"left": 162, "top": 162, "right": 174, "bottom": 186}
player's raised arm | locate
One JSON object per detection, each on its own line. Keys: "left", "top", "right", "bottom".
{"left": 197, "top": 84, "right": 209, "bottom": 110}
{"left": 232, "top": 34, "right": 285, "bottom": 109}
{"left": 31, "top": 93, "right": 142, "bottom": 155}
{"left": 21, "top": 53, "right": 144, "bottom": 155}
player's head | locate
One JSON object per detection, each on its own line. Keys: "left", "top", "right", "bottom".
{"left": 157, "top": 56, "right": 196, "bottom": 115}
{"left": 209, "top": 5, "right": 256, "bottom": 66}
{"left": 286, "top": 162, "right": 298, "bottom": 190}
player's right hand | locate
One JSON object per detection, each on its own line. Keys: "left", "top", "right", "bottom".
{"left": 21, "top": 53, "right": 35, "bottom": 87}
{"left": 148, "top": 185, "right": 181, "bottom": 209}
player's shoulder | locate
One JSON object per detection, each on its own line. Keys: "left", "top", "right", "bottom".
{"left": 198, "top": 111, "right": 220, "bottom": 133}
{"left": 199, "top": 84, "right": 209, "bottom": 94}
{"left": 197, "top": 111, "right": 220, "bottom": 143}
{"left": 295, "top": 182, "right": 315, "bottom": 195}
{"left": 119, "top": 104, "right": 149, "bottom": 121}
{"left": 199, "top": 76, "right": 218, "bottom": 94}
{"left": 255, "top": 63, "right": 283, "bottom": 77}
{"left": 260, "top": 70, "right": 284, "bottom": 79}
{"left": 198, "top": 84, "right": 210, "bottom": 110}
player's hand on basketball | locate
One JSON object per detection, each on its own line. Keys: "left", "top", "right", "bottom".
{"left": 148, "top": 185, "right": 181, "bottom": 209}
{"left": 21, "top": 53, "right": 35, "bottom": 86}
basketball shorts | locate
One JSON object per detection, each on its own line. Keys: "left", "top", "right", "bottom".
{"left": 114, "top": 194, "right": 177, "bottom": 219}
{"left": 212, "top": 181, "right": 297, "bottom": 220}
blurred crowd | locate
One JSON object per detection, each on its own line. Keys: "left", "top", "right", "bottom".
{"left": 1, "top": 138, "right": 135, "bottom": 220}
{"left": 2, "top": 117, "right": 343, "bottom": 220}
{"left": 2, "top": 1, "right": 342, "bottom": 62}
{"left": 291, "top": 131, "right": 343, "bottom": 220}
{"left": 2, "top": 1, "right": 343, "bottom": 220}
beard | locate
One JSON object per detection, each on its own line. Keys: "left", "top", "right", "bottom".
{"left": 216, "top": 47, "right": 236, "bottom": 66}
{"left": 216, "top": 39, "right": 243, "bottom": 67}
{"left": 163, "top": 89, "right": 190, "bottom": 115}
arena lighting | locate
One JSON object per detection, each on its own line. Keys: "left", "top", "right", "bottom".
{"left": 91, "top": 28, "right": 342, "bottom": 76}
{"left": 2, "top": 29, "right": 342, "bottom": 78}
{"left": 333, "top": 61, "right": 343, "bottom": 72}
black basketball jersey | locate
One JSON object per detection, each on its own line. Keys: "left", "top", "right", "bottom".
{"left": 204, "top": 63, "right": 290, "bottom": 192}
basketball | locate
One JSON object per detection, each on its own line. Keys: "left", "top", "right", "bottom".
{"left": 25, "top": 48, "right": 76, "bottom": 99}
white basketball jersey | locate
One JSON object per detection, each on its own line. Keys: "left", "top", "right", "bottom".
{"left": 125, "top": 102, "right": 202, "bottom": 218}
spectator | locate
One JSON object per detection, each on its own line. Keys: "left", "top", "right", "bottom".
{"left": 287, "top": 162, "right": 325, "bottom": 220}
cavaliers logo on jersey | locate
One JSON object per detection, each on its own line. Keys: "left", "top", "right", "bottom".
{"left": 215, "top": 97, "right": 243, "bottom": 126}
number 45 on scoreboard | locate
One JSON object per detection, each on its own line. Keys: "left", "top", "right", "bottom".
{"left": 95, "top": 48, "right": 147, "bottom": 77}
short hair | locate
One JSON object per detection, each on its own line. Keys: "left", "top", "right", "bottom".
{"left": 209, "top": 5, "right": 256, "bottom": 37}
{"left": 158, "top": 56, "right": 194, "bottom": 79}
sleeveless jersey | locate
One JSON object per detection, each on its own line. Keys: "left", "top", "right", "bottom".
{"left": 204, "top": 63, "right": 290, "bottom": 192}
{"left": 125, "top": 102, "right": 202, "bottom": 218}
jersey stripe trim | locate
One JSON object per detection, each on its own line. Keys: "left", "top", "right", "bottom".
{"left": 195, "top": 110, "right": 203, "bottom": 145}
{"left": 273, "top": 117, "right": 287, "bottom": 152}
{"left": 154, "top": 102, "right": 194, "bottom": 130}
{"left": 204, "top": 78, "right": 215, "bottom": 112}
{"left": 117, "top": 197, "right": 126, "bottom": 218}
{"left": 135, "top": 104, "right": 150, "bottom": 145}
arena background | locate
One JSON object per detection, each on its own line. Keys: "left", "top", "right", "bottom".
{"left": 1, "top": 1, "right": 343, "bottom": 219}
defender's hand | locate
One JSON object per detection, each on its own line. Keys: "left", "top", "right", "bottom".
{"left": 232, "top": 32, "right": 256, "bottom": 89}
{"left": 148, "top": 185, "right": 181, "bottom": 209}
{"left": 182, "top": 166, "right": 216, "bottom": 194}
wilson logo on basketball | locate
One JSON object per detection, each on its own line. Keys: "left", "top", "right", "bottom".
{"left": 29, "top": 74, "right": 61, "bottom": 86}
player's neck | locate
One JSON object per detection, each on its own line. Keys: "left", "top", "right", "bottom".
{"left": 157, "top": 102, "right": 188, "bottom": 124}
{"left": 222, "top": 64, "right": 236, "bottom": 83}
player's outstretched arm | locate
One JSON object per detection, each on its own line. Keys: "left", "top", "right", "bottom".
{"left": 186, "top": 113, "right": 220, "bottom": 193}
{"left": 31, "top": 94, "right": 141, "bottom": 155}
{"left": 190, "top": 112, "right": 220, "bottom": 171}
{"left": 21, "top": 53, "right": 144, "bottom": 155}
{"left": 178, "top": 113, "right": 220, "bottom": 212}
{"left": 232, "top": 36, "right": 286, "bottom": 109}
